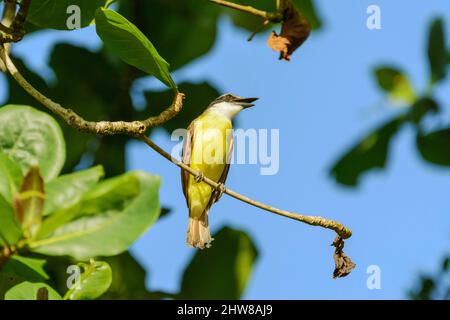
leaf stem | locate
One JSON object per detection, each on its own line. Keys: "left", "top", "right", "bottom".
{"left": 0, "top": 45, "right": 185, "bottom": 135}
{"left": 207, "top": 0, "right": 283, "bottom": 22}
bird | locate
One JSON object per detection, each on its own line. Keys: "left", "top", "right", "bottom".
{"left": 181, "top": 93, "right": 258, "bottom": 249}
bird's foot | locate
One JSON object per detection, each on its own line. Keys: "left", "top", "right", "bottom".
{"left": 216, "top": 183, "right": 226, "bottom": 200}
{"left": 194, "top": 171, "right": 204, "bottom": 183}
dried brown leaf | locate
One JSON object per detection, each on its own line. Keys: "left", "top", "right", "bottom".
{"left": 332, "top": 236, "right": 356, "bottom": 278}
{"left": 267, "top": 0, "right": 311, "bottom": 61}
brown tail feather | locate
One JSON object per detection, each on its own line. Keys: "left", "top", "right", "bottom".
{"left": 186, "top": 213, "right": 213, "bottom": 249}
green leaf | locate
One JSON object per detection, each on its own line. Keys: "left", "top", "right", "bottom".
{"left": 427, "top": 18, "right": 447, "bottom": 84}
{"left": 36, "top": 169, "right": 140, "bottom": 239}
{"left": 142, "top": 82, "right": 221, "bottom": 134}
{"left": 95, "top": 8, "right": 176, "bottom": 89}
{"left": 179, "top": 226, "right": 258, "bottom": 299}
{"left": 14, "top": 167, "right": 45, "bottom": 238}
{"left": 29, "top": 171, "right": 161, "bottom": 260}
{"left": 48, "top": 44, "right": 129, "bottom": 175}
{"left": 0, "top": 194, "right": 22, "bottom": 246}
{"left": 118, "top": 0, "right": 220, "bottom": 71}
{"left": 0, "top": 105, "right": 65, "bottom": 181}
{"left": 374, "top": 66, "right": 416, "bottom": 104}
{"left": 293, "top": 0, "right": 322, "bottom": 30}
{"left": 101, "top": 252, "right": 154, "bottom": 299}
{"left": 330, "top": 117, "right": 404, "bottom": 186}
{"left": 35, "top": 251, "right": 158, "bottom": 300}
{"left": 4, "top": 281, "right": 62, "bottom": 300}
{"left": 2, "top": 256, "right": 49, "bottom": 282}
{"left": 27, "top": 0, "right": 108, "bottom": 30}
{"left": 417, "top": 128, "right": 450, "bottom": 166}
{"left": 44, "top": 165, "right": 105, "bottom": 216}
{"left": 64, "top": 260, "right": 112, "bottom": 300}
{"left": 407, "top": 97, "right": 439, "bottom": 125}
{"left": 0, "top": 272, "right": 24, "bottom": 299}
{"left": 0, "top": 150, "right": 22, "bottom": 203}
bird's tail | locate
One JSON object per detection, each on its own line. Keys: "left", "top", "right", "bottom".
{"left": 186, "top": 212, "right": 213, "bottom": 249}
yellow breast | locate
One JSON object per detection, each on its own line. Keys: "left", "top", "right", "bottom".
{"left": 188, "top": 113, "right": 233, "bottom": 218}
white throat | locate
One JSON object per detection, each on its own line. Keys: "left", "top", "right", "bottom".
{"left": 206, "top": 102, "right": 243, "bottom": 120}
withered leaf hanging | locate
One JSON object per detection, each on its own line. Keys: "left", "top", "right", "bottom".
{"left": 267, "top": 0, "right": 311, "bottom": 61}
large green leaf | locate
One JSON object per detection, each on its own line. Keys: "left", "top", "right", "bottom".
{"left": 29, "top": 171, "right": 161, "bottom": 260}
{"left": 374, "top": 66, "right": 416, "bottom": 104}
{"left": 95, "top": 8, "right": 176, "bottom": 89}
{"left": 4, "top": 281, "right": 62, "bottom": 300}
{"left": 44, "top": 165, "right": 104, "bottom": 216}
{"left": 64, "top": 260, "right": 112, "bottom": 300}
{"left": 330, "top": 117, "right": 404, "bottom": 186}
{"left": 0, "top": 150, "right": 22, "bottom": 203}
{"left": 27, "top": 0, "right": 108, "bottom": 30}
{"left": 142, "top": 82, "right": 221, "bottom": 134}
{"left": 417, "top": 128, "right": 450, "bottom": 166}
{"left": 0, "top": 105, "right": 65, "bottom": 181}
{"left": 1, "top": 244, "right": 48, "bottom": 297}
{"left": 0, "top": 272, "right": 24, "bottom": 299}
{"left": 36, "top": 168, "right": 140, "bottom": 239}
{"left": 179, "top": 226, "right": 258, "bottom": 299}
{"left": 48, "top": 44, "right": 128, "bottom": 175}
{"left": 1, "top": 256, "right": 49, "bottom": 282}
{"left": 101, "top": 252, "right": 154, "bottom": 299}
{"left": 427, "top": 18, "right": 447, "bottom": 84}
{"left": 0, "top": 194, "right": 22, "bottom": 246}
{"left": 118, "top": 0, "right": 220, "bottom": 71}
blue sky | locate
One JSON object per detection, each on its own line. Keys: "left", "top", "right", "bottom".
{"left": 1, "top": 0, "right": 450, "bottom": 299}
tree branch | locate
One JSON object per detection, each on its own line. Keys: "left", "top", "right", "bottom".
{"left": 0, "top": 0, "right": 30, "bottom": 43}
{"left": 0, "top": 0, "right": 16, "bottom": 71}
{"left": 11, "top": 0, "right": 31, "bottom": 38}
{"left": 0, "top": 45, "right": 185, "bottom": 135}
{"left": 140, "top": 135, "right": 352, "bottom": 240}
{"left": 207, "top": 0, "right": 283, "bottom": 22}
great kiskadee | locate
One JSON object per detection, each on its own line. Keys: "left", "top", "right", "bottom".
{"left": 181, "top": 94, "right": 258, "bottom": 249}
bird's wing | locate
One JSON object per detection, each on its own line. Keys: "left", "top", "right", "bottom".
{"left": 181, "top": 122, "right": 194, "bottom": 207}
{"left": 208, "top": 136, "right": 233, "bottom": 208}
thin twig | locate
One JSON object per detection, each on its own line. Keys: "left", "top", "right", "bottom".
{"left": 0, "top": 23, "right": 13, "bottom": 33}
{"left": 140, "top": 136, "right": 352, "bottom": 239}
{"left": 0, "top": 0, "right": 16, "bottom": 71}
{"left": 0, "top": 0, "right": 30, "bottom": 43}
{"left": 207, "top": 0, "right": 283, "bottom": 22}
{"left": 11, "top": 0, "right": 31, "bottom": 37}
{"left": 0, "top": 45, "right": 185, "bottom": 135}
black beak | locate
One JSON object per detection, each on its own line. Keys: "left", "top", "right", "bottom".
{"left": 235, "top": 97, "right": 258, "bottom": 108}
